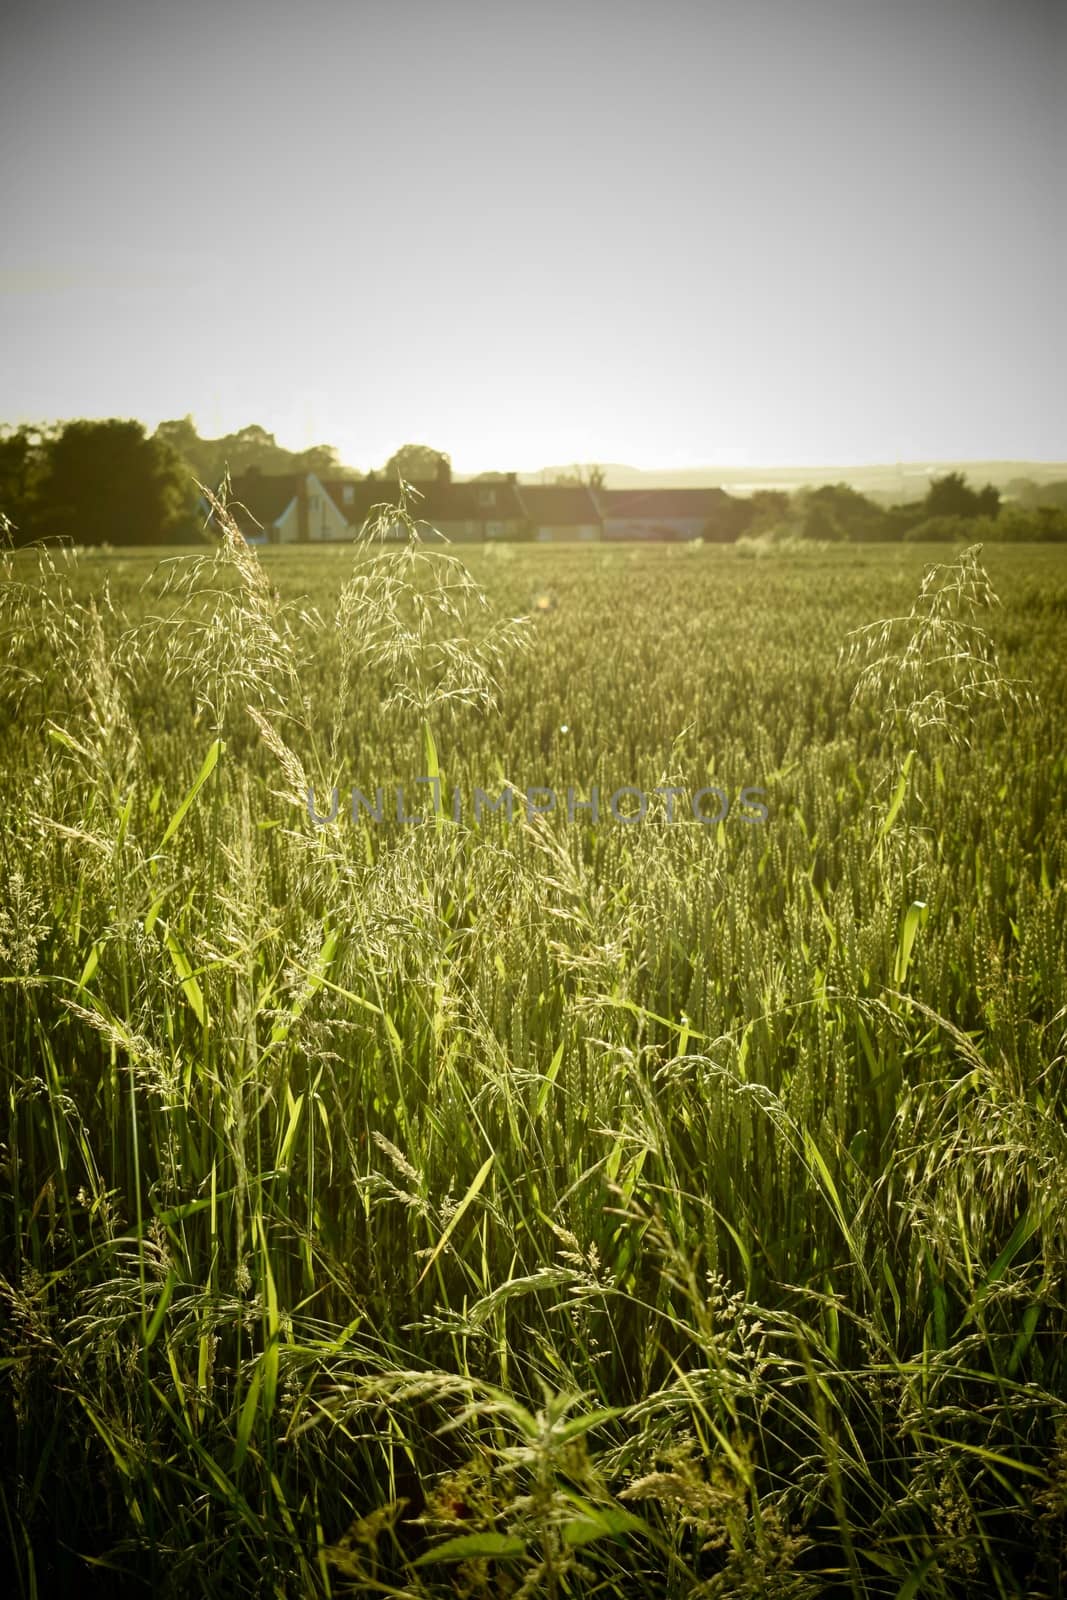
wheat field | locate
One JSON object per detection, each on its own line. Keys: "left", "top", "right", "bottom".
{"left": 1, "top": 515, "right": 1065, "bottom": 1597}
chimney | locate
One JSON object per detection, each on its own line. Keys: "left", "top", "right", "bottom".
{"left": 436, "top": 456, "right": 451, "bottom": 486}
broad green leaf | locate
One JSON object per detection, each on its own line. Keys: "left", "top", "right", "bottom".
{"left": 416, "top": 1153, "right": 495, "bottom": 1287}
{"left": 415, "top": 1531, "right": 525, "bottom": 1565}
{"left": 563, "top": 1506, "right": 646, "bottom": 1547}
{"left": 233, "top": 1364, "right": 262, "bottom": 1473}
{"left": 159, "top": 737, "right": 223, "bottom": 849}
{"left": 144, "top": 1267, "right": 176, "bottom": 1350}
{"left": 534, "top": 1038, "right": 565, "bottom": 1118}
{"left": 878, "top": 748, "right": 915, "bottom": 842}
{"left": 893, "top": 900, "right": 927, "bottom": 985}
{"left": 77, "top": 941, "right": 102, "bottom": 989}
{"left": 1007, "top": 1301, "right": 1042, "bottom": 1377}
{"left": 164, "top": 928, "right": 206, "bottom": 1026}
{"left": 974, "top": 1210, "right": 1041, "bottom": 1311}
{"left": 276, "top": 1092, "right": 305, "bottom": 1171}
{"left": 46, "top": 722, "right": 96, "bottom": 761}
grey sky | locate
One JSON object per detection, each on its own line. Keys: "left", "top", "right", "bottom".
{"left": 1, "top": 0, "right": 1063, "bottom": 471}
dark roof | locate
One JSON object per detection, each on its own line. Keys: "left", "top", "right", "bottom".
{"left": 424, "top": 479, "right": 526, "bottom": 523}
{"left": 224, "top": 473, "right": 301, "bottom": 534}
{"left": 517, "top": 484, "right": 601, "bottom": 524}
{"left": 322, "top": 478, "right": 397, "bottom": 523}
{"left": 216, "top": 474, "right": 736, "bottom": 537}
{"left": 324, "top": 476, "right": 526, "bottom": 528}
{"left": 598, "top": 488, "right": 731, "bottom": 519}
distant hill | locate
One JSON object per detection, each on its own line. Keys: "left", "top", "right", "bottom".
{"left": 508, "top": 461, "right": 1067, "bottom": 502}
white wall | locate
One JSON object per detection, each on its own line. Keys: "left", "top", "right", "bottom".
{"left": 275, "top": 499, "right": 300, "bottom": 542}
{"left": 604, "top": 518, "right": 704, "bottom": 540}
{"left": 307, "top": 474, "right": 349, "bottom": 541}
{"left": 535, "top": 524, "right": 602, "bottom": 542}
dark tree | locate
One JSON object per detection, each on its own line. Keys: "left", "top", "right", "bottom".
{"left": 154, "top": 415, "right": 202, "bottom": 458}
{"left": 801, "top": 501, "right": 846, "bottom": 541}
{"left": 924, "top": 471, "right": 1000, "bottom": 521}
{"left": 746, "top": 489, "right": 791, "bottom": 533}
{"left": 973, "top": 482, "right": 1001, "bottom": 519}
{"left": 0, "top": 424, "right": 50, "bottom": 543}
{"left": 1006, "top": 478, "right": 1067, "bottom": 511}
{"left": 381, "top": 444, "right": 451, "bottom": 484}
{"left": 291, "top": 443, "right": 342, "bottom": 476}
{"left": 154, "top": 418, "right": 352, "bottom": 488}
{"left": 803, "top": 483, "right": 886, "bottom": 541}
{"left": 703, "top": 493, "right": 757, "bottom": 542}
{"left": 35, "top": 419, "right": 194, "bottom": 545}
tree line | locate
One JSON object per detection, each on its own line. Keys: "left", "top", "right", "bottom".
{"left": 1, "top": 417, "right": 1065, "bottom": 546}
{"left": 739, "top": 474, "right": 1067, "bottom": 545}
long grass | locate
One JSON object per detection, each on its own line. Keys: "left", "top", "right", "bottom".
{"left": 1, "top": 517, "right": 1065, "bottom": 1597}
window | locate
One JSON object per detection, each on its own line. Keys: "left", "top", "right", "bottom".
{"left": 343, "top": 484, "right": 354, "bottom": 505}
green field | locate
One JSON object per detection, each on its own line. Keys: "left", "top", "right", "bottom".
{"left": 2, "top": 528, "right": 1065, "bottom": 1597}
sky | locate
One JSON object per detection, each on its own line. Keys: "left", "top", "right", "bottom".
{"left": 1, "top": 0, "right": 1063, "bottom": 474}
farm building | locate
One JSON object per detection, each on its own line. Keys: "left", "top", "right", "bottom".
{"left": 597, "top": 487, "right": 734, "bottom": 541}
{"left": 324, "top": 467, "right": 529, "bottom": 542}
{"left": 517, "top": 483, "right": 602, "bottom": 542}
{"left": 216, "top": 470, "right": 748, "bottom": 545}
{"left": 217, "top": 470, "right": 350, "bottom": 543}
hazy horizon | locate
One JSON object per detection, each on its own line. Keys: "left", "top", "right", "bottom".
{"left": 2, "top": 0, "right": 1063, "bottom": 474}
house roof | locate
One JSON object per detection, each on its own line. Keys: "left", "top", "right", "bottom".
{"left": 223, "top": 472, "right": 301, "bottom": 534}
{"left": 424, "top": 479, "right": 526, "bottom": 523}
{"left": 322, "top": 478, "right": 397, "bottom": 523}
{"left": 325, "top": 476, "right": 527, "bottom": 529}
{"left": 517, "top": 484, "right": 601, "bottom": 524}
{"left": 215, "top": 473, "right": 738, "bottom": 539}
{"left": 597, "top": 488, "right": 731, "bottom": 519}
